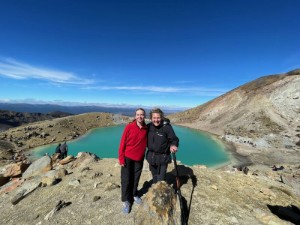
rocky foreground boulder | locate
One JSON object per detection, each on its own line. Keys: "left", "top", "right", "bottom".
{"left": 0, "top": 153, "right": 299, "bottom": 225}
{"left": 134, "top": 181, "right": 181, "bottom": 224}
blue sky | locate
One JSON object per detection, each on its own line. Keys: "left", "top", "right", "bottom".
{"left": 0, "top": 0, "right": 299, "bottom": 110}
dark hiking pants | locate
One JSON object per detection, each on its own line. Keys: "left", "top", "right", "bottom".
{"left": 121, "top": 157, "right": 143, "bottom": 202}
{"left": 149, "top": 164, "right": 168, "bottom": 184}
{"left": 60, "top": 151, "right": 67, "bottom": 159}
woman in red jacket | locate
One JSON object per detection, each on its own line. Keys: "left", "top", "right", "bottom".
{"left": 118, "top": 108, "right": 147, "bottom": 214}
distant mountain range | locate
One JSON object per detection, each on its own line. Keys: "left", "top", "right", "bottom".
{"left": 0, "top": 110, "right": 72, "bottom": 131}
{"left": 0, "top": 103, "right": 184, "bottom": 131}
{"left": 0, "top": 103, "right": 183, "bottom": 116}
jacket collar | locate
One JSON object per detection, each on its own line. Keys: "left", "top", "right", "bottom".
{"left": 132, "top": 119, "right": 147, "bottom": 129}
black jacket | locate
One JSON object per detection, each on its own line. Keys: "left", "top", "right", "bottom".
{"left": 60, "top": 142, "right": 68, "bottom": 153}
{"left": 55, "top": 144, "right": 61, "bottom": 153}
{"left": 146, "top": 120, "right": 179, "bottom": 165}
{"left": 147, "top": 120, "right": 179, "bottom": 154}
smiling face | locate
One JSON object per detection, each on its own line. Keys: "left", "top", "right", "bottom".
{"left": 151, "top": 112, "right": 162, "bottom": 127}
{"left": 135, "top": 109, "right": 145, "bottom": 124}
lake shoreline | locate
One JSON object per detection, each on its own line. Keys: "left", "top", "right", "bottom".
{"left": 174, "top": 124, "right": 252, "bottom": 170}
{"left": 2, "top": 118, "right": 248, "bottom": 170}
{"left": 204, "top": 133, "right": 252, "bottom": 170}
{"left": 3, "top": 113, "right": 297, "bottom": 171}
{"left": 28, "top": 124, "right": 232, "bottom": 169}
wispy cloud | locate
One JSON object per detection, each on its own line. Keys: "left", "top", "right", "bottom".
{"left": 83, "top": 85, "right": 227, "bottom": 96}
{"left": 0, "top": 58, "right": 93, "bottom": 85}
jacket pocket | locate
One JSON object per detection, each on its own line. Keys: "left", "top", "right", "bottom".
{"left": 146, "top": 151, "right": 171, "bottom": 166}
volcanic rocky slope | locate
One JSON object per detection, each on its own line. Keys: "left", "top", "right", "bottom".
{"left": 169, "top": 69, "right": 300, "bottom": 166}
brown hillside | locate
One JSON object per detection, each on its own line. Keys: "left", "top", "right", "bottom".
{"left": 0, "top": 110, "right": 72, "bottom": 132}
{"left": 169, "top": 70, "right": 300, "bottom": 165}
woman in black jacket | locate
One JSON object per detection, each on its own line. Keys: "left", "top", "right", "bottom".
{"left": 146, "top": 108, "right": 179, "bottom": 183}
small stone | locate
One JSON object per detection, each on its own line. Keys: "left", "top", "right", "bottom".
{"left": 91, "top": 172, "right": 103, "bottom": 179}
{"left": 79, "top": 194, "right": 85, "bottom": 200}
{"left": 260, "top": 188, "right": 276, "bottom": 197}
{"left": 41, "top": 176, "right": 57, "bottom": 187}
{"left": 229, "top": 216, "right": 239, "bottom": 224}
{"left": 81, "top": 167, "right": 90, "bottom": 172}
{"left": 93, "top": 196, "right": 101, "bottom": 202}
{"left": 211, "top": 185, "right": 218, "bottom": 190}
{"left": 104, "top": 182, "right": 120, "bottom": 191}
{"left": 68, "top": 179, "right": 80, "bottom": 187}
{"left": 94, "top": 182, "right": 102, "bottom": 189}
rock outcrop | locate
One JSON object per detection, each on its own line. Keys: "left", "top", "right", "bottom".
{"left": 22, "top": 155, "right": 52, "bottom": 179}
{"left": 134, "top": 181, "right": 181, "bottom": 225}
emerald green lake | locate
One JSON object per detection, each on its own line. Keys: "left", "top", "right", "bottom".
{"left": 30, "top": 125, "right": 230, "bottom": 167}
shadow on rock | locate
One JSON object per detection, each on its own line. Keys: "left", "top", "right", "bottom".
{"left": 167, "top": 165, "right": 198, "bottom": 225}
{"left": 267, "top": 204, "right": 300, "bottom": 224}
{"left": 167, "top": 164, "right": 196, "bottom": 187}
{"left": 138, "top": 164, "right": 198, "bottom": 225}
{"left": 138, "top": 180, "right": 153, "bottom": 197}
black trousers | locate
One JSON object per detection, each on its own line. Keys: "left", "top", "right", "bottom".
{"left": 149, "top": 164, "right": 168, "bottom": 184}
{"left": 60, "top": 151, "right": 67, "bottom": 159}
{"left": 121, "top": 157, "right": 143, "bottom": 202}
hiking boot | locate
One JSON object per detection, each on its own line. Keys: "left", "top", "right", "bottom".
{"left": 134, "top": 196, "right": 142, "bottom": 205}
{"left": 122, "top": 201, "right": 131, "bottom": 214}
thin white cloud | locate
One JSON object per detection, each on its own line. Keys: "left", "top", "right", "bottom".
{"left": 0, "top": 58, "right": 93, "bottom": 85}
{"left": 83, "top": 85, "right": 227, "bottom": 96}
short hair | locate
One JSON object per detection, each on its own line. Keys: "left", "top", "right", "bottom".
{"left": 149, "top": 108, "right": 164, "bottom": 120}
{"left": 135, "top": 108, "right": 146, "bottom": 116}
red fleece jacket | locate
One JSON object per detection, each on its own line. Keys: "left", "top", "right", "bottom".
{"left": 118, "top": 120, "right": 147, "bottom": 165}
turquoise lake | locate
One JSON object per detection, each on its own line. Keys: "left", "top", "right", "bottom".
{"left": 30, "top": 125, "right": 230, "bottom": 167}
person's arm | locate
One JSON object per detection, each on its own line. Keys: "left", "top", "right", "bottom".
{"left": 167, "top": 125, "right": 179, "bottom": 153}
{"left": 118, "top": 125, "right": 129, "bottom": 166}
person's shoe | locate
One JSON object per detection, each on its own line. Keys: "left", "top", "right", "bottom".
{"left": 134, "top": 196, "right": 142, "bottom": 205}
{"left": 122, "top": 201, "right": 131, "bottom": 214}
